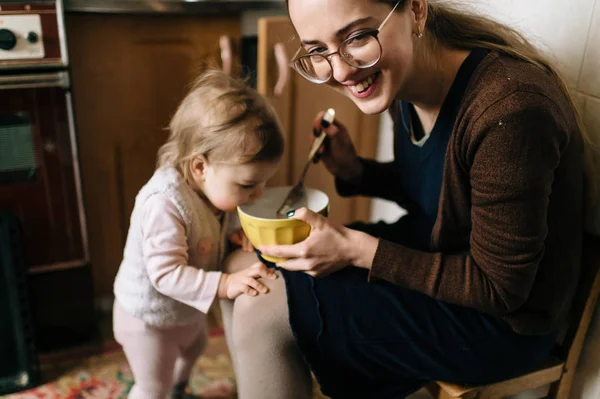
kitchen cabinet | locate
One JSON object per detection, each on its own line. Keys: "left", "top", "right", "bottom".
{"left": 66, "top": 13, "right": 241, "bottom": 295}
{"left": 0, "top": 81, "right": 97, "bottom": 352}
{"left": 256, "top": 17, "right": 379, "bottom": 226}
{"left": 0, "top": 85, "right": 87, "bottom": 272}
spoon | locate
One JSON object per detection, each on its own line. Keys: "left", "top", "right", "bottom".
{"left": 276, "top": 108, "right": 336, "bottom": 218}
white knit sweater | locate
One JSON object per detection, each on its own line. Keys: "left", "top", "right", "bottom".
{"left": 114, "top": 167, "right": 229, "bottom": 327}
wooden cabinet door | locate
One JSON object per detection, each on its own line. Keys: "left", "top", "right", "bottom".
{"left": 257, "top": 17, "right": 379, "bottom": 226}
{"left": 0, "top": 81, "right": 87, "bottom": 272}
{"left": 66, "top": 13, "right": 241, "bottom": 295}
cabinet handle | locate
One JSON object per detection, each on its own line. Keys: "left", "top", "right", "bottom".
{"left": 273, "top": 42, "right": 289, "bottom": 97}
{"left": 0, "top": 71, "right": 69, "bottom": 90}
{"left": 219, "top": 35, "right": 233, "bottom": 75}
{"left": 43, "top": 140, "right": 57, "bottom": 154}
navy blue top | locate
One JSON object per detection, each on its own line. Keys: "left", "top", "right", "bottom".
{"left": 391, "top": 48, "right": 489, "bottom": 250}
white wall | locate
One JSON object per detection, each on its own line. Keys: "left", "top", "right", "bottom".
{"left": 370, "top": 1, "right": 600, "bottom": 397}
{"left": 369, "top": 111, "right": 407, "bottom": 223}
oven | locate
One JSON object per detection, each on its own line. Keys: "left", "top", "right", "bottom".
{"left": 0, "top": 72, "right": 89, "bottom": 270}
{"left": 0, "top": 0, "right": 95, "bottom": 357}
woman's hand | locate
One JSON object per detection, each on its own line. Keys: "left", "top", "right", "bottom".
{"left": 259, "top": 208, "right": 379, "bottom": 277}
{"left": 228, "top": 228, "right": 254, "bottom": 252}
{"left": 311, "top": 111, "right": 363, "bottom": 185}
{"left": 217, "top": 262, "right": 278, "bottom": 299}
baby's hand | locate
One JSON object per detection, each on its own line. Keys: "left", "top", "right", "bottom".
{"left": 217, "top": 262, "right": 278, "bottom": 300}
{"left": 228, "top": 228, "right": 254, "bottom": 252}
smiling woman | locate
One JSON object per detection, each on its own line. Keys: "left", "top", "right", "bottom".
{"left": 220, "top": 0, "right": 595, "bottom": 398}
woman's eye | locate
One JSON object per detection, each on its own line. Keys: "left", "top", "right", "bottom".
{"left": 345, "top": 32, "right": 371, "bottom": 47}
{"left": 239, "top": 183, "right": 256, "bottom": 189}
{"left": 308, "top": 46, "right": 327, "bottom": 55}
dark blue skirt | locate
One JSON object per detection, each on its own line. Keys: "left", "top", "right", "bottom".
{"left": 258, "top": 220, "right": 556, "bottom": 399}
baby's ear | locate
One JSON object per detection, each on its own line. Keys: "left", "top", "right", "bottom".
{"left": 190, "top": 155, "right": 209, "bottom": 180}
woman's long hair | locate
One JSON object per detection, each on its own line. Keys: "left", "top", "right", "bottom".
{"left": 380, "top": 0, "right": 597, "bottom": 209}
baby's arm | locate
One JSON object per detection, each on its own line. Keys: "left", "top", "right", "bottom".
{"left": 143, "top": 194, "right": 227, "bottom": 313}
{"left": 142, "top": 195, "right": 274, "bottom": 309}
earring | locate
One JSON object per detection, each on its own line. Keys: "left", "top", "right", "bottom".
{"left": 416, "top": 26, "right": 423, "bottom": 38}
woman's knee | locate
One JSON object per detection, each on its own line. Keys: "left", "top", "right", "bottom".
{"left": 232, "top": 274, "right": 292, "bottom": 347}
{"left": 223, "top": 249, "right": 259, "bottom": 274}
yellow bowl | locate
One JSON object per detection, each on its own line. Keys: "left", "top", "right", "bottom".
{"left": 237, "top": 186, "right": 329, "bottom": 263}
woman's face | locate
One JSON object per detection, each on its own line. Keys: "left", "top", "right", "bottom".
{"left": 288, "top": 0, "right": 419, "bottom": 115}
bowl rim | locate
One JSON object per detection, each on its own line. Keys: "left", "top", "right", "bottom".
{"left": 237, "top": 186, "right": 329, "bottom": 222}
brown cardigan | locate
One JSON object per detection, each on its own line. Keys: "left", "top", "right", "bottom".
{"left": 351, "top": 52, "right": 584, "bottom": 335}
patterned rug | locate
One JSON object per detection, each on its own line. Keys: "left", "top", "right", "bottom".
{"left": 1, "top": 331, "right": 236, "bottom": 399}
{"left": 1, "top": 330, "right": 329, "bottom": 399}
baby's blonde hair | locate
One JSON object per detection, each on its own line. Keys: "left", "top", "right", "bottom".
{"left": 157, "top": 69, "right": 284, "bottom": 181}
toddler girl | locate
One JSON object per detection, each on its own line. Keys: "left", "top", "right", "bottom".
{"left": 112, "top": 69, "right": 283, "bottom": 399}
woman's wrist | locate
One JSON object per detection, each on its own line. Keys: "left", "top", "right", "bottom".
{"left": 346, "top": 228, "right": 378, "bottom": 270}
{"left": 338, "top": 158, "right": 364, "bottom": 186}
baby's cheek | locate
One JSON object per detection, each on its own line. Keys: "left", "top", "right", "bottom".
{"left": 212, "top": 194, "right": 240, "bottom": 212}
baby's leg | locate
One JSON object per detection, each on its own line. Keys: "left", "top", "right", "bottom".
{"left": 173, "top": 320, "right": 208, "bottom": 385}
{"left": 220, "top": 250, "right": 313, "bottom": 399}
{"left": 113, "top": 303, "right": 179, "bottom": 399}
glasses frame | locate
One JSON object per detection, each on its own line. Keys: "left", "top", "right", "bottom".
{"left": 290, "top": 0, "right": 401, "bottom": 84}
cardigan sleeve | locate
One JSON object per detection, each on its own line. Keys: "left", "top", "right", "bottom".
{"left": 368, "top": 92, "right": 573, "bottom": 316}
{"left": 141, "top": 194, "right": 222, "bottom": 314}
{"left": 335, "top": 157, "right": 412, "bottom": 207}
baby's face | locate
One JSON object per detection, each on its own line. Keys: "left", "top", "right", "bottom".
{"left": 196, "top": 160, "right": 280, "bottom": 212}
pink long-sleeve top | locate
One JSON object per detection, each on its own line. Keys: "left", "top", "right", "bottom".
{"left": 142, "top": 194, "right": 223, "bottom": 313}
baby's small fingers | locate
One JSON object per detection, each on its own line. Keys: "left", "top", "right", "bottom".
{"left": 243, "top": 237, "right": 254, "bottom": 252}
{"left": 245, "top": 277, "right": 269, "bottom": 294}
{"left": 249, "top": 262, "right": 277, "bottom": 279}
{"left": 229, "top": 234, "right": 242, "bottom": 246}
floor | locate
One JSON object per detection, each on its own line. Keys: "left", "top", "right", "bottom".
{"left": 97, "top": 296, "right": 435, "bottom": 398}
{"left": 53, "top": 296, "right": 549, "bottom": 399}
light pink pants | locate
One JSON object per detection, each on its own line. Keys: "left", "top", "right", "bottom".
{"left": 113, "top": 301, "right": 208, "bottom": 399}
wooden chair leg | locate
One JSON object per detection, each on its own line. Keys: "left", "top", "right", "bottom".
{"left": 437, "top": 390, "right": 478, "bottom": 399}
{"left": 427, "top": 383, "right": 478, "bottom": 399}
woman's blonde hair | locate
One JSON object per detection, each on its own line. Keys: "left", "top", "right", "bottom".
{"left": 157, "top": 69, "right": 284, "bottom": 181}
{"left": 379, "top": 0, "right": 597, "bottom": 208}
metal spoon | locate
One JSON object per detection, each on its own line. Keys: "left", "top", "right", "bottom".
{"left": 276, "top": 108, "right": 336, "bottom": 218}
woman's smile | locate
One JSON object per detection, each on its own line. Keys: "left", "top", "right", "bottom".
{"left": 346, "top": 71, "right": 381, "bottom": 99}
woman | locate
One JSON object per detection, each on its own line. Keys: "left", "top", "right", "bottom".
{"left": 220, "top": 0, "right": 595, "bottom": 398}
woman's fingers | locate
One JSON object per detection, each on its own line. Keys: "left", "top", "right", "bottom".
{"left": 259, "top": 242, "right": 305, "bottom": 260}
{"left": 289, "top": 207, "right": 325, "bottom": 228}
{"left": 277, "top": 257, "right": 315, "bottom": 272}
{"left": 311, "top": 110, "right": 327, "bottom": 130}
{"left": 259, "top": 208, "right": 324, "bottom": 258}
{"left": 278, "top": 258, "right": 332, "bottom": 278}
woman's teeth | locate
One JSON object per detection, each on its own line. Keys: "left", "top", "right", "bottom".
{"left": 350, "top": 74, "right": 376, "bottom": 93}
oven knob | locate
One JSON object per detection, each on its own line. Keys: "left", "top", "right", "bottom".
{"left": 0, "top": 29, "right": 17, "bottom": 51}
{"left": 27, "top": 32, "right": 39, "bottom": 44}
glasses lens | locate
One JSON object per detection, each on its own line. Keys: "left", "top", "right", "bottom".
{"left": 340, "top": 33, "right": 381, "bottom": 68}
{"left": 294, "top": 55, "right": 331, "bottom": 83}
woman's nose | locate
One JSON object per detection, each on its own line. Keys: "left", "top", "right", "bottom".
{"left": 330, "top": 54, "right": 357, "bottom": 83}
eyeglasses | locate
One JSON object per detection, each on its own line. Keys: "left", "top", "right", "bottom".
{"left": 290, "top": 1, "right": 401, "bottom": 84}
